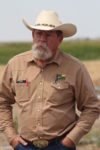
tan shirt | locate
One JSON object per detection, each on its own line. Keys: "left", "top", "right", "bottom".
{"left": 0, "top": 50, "right": 100, "bottom": 145}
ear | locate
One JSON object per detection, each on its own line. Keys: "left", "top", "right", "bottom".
{"left": 58, "top": 35, "right": 63, "bottom": 45}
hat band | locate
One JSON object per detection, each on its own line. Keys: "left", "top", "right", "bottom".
{"left": 35, "top": 23, "right": 56, "bottom": 28}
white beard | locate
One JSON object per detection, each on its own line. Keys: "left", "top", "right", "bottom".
{"left": 32, "top": 42, "right": 52, "bottom": 60}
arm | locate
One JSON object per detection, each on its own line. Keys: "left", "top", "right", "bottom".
{"left": 0, "top": 63, "right": 17, "bottom": 143}
{"left": 64, "top": 63, "right": 100, "bottom": 145}
{"left": 0, "top": 63, "right": 28, "bottom": 148}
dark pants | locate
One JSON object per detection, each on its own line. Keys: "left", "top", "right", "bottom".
{"left": 14, "top": 140, "right": 76, "bottom": 150}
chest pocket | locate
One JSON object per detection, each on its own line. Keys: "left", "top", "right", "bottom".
{"left": 50, "top": 81, "right": 73, "bottom": 104}
{"left": 15, "top": 82, "right": 30, "bottom": 101}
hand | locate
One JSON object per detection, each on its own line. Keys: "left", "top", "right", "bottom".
{"left": 61, "top": 137, "right": 75, "bottom": 148}
{"left": 10, "top": 135, "right": 28, "bottom": 148}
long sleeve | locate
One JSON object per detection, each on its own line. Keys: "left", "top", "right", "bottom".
{"left": 0, "top": 63, "right": 17, "bottom": 143}
{"left": 67, "top": 63, "right": 100, "bottom": 144}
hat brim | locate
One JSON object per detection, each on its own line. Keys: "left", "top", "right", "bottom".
{"left": 23, "top": 18, "right": 77, "bottom": 37}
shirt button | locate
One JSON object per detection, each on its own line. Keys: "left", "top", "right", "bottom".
{"left": 40, "top": 81, "right": 43, "bottom": 85}
{"left": 38, "top": 96, "right": 41, "bottom": 99}
{"left": 37, "top": 123, "right": 40, "bottom": 126}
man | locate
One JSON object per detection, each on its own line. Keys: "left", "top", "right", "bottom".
{"left": 0, "top": 10, "right": 100, "bottom": 150}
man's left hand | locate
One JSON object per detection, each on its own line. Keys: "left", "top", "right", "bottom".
{"left": 61, "top": 137, "right": 75, "bottom": 148}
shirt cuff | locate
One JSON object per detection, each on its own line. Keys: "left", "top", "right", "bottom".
{"left": 67, "top": 125, "right": 87, "bottom": 145}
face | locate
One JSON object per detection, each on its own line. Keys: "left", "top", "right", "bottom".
{"left": 32, "top": 30, "right": 63, "bottom": 60}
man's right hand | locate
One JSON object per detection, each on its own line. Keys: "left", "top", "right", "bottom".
{"left": 10, "top": 136, "right": 28, "bottom": 148}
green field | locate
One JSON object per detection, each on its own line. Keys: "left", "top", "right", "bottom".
{"left": 0, "top": 40, "right": 100, "bottom": 64}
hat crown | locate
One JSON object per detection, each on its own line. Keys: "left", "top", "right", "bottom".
{"left": 23, "top": 10, "right": 77, "bottom": 37}
{"left": 35, "top": 10, "right": 62, "bottom": 27}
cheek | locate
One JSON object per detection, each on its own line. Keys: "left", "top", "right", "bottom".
{"left": 47, "top": 39, "right": 58, "bottom": 50}
{"left": 33, "top": 35, "right": 40, "bottom": 43}
{"left": 34, "top": 38, "right": 39, "bottom": 43}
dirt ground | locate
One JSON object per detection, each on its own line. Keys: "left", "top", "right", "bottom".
{"left": 83, "top": 60, "right": 100, "bottom": 86}
{"left": 0, "top": 61, "right": 100, "bottom": 150}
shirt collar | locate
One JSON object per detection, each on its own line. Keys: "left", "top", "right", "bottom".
{"left": 48, "top": 49, "right": 61, "bottom": 66}
{"left": 25, "top": 50, "right": 35, "bottom": 63}
{"left": 25, "top": 49, "right": 62, "bottom": 66}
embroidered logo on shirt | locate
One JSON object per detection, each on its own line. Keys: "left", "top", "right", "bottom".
{"left": 55, "top": 74, "right": 66, "bottom": 83}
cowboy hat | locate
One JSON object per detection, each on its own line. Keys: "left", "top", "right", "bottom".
{"left": 23, "top": 10, "right": 77, "bottom": 37}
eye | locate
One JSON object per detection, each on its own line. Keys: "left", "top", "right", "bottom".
{"left": 46, "top": 32, "right": 53, "bottom": 37}
{"left": 46, "top": 33, "right": 52, "bottom": 37}
{"left": 35, "top": 31, "right": 42, "bottom": 36}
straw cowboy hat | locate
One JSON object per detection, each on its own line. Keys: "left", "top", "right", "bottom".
{"left": 23, "top": 10, "right": 77, "bottom": 37}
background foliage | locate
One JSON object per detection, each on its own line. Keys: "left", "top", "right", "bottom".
{"left": 0, "top": 40, "right": 100, "bottom": 64}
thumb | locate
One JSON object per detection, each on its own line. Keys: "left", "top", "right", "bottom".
{"left": 19, "top": 137, "right": 28, "bottom": 146}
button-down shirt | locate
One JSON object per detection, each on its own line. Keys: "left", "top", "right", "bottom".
{"left": 0, "top": 49, "right": 100, "bottom": 145}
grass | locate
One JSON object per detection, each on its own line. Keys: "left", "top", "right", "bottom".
{"left": 61, "top": 40, "right": 100, "bottom": 60}
{"left": 0, "top": 40, "right": 100, "bottom": 64}
{"left": 0, "top": 42, "right": 32, "bottom": 64}
{"left": 13, "top": 116, "right": 18, "bottom": 133}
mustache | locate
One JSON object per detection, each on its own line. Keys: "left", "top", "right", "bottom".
{"left": 32, "top": 42, "right": 49, "bottom": 50}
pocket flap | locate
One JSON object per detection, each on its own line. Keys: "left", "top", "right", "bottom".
{"left": 51, "top": 82, "right": 69, "bottom": 90}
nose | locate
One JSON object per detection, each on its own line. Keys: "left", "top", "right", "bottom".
{"left": 40, "top": 32, "right": 47, "bottom": 42}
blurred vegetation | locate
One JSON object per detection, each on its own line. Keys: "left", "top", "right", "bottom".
{"left": 79, "top": 128, "right": 100, "bottom": 147}
{"left": 61, "top": 40, "right": 100, "bottom": 60}
{"left": 0, "top": 40, "right": 100, "bottom": 64}
{"left": 13, "top": 116, "right": 18, "bottom": 133}
{"left": 0, "top": 42, "right": 32, "bottom": 64}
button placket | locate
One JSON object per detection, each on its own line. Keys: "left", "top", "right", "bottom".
{"left": 36, "top": 69, "right": 44, "bottom": 133}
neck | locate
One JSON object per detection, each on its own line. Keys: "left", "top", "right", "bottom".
{"left": 34, "top": 59, "right": 47, "bottom": 68}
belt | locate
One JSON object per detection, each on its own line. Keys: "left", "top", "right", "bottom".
{"left": 23, "top": 134, "right": 66, "bottom": 148}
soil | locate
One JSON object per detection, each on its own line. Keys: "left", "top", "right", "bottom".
{"left": 83, "top": 60, "right": 100, "bottom": 86}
